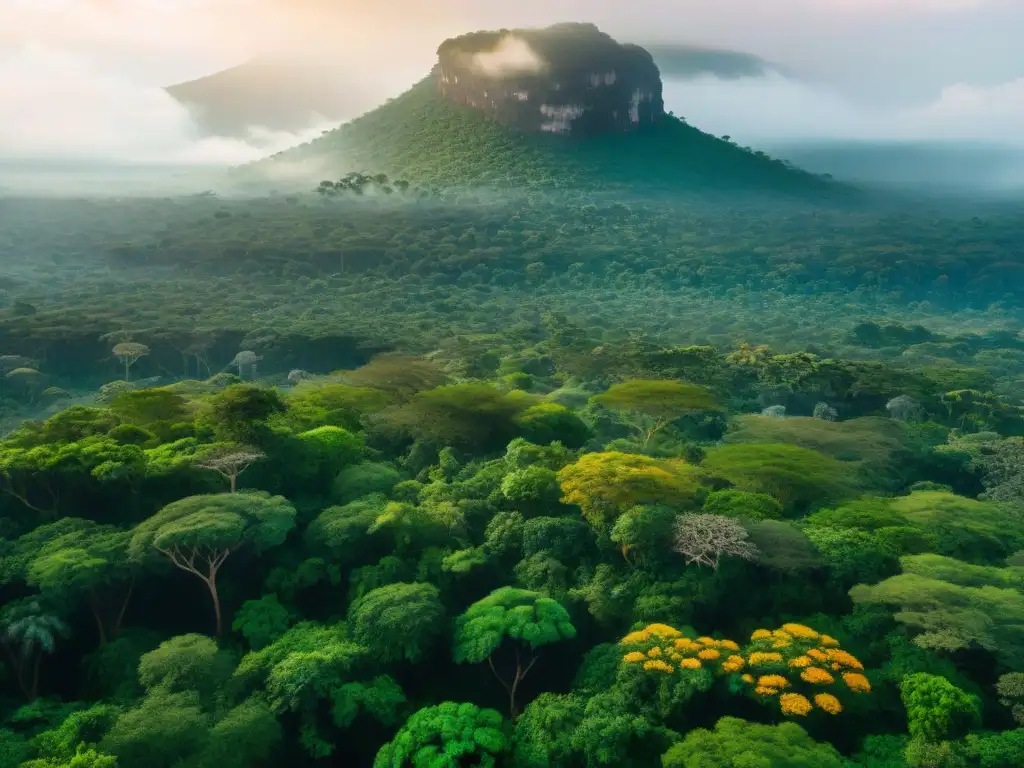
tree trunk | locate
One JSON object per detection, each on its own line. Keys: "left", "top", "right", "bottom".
{"left": 206, "top": 568, "right": 223, "bottom": 637}
{"left": 89, "top": 589, "right": 107, "bottom": 645}
{"left": 124, "top": 358, "right": 130, "bottom": 381}
{"left": 229, "top": 473, "right": 237, "bottom": 493}
{"left": 30, "top": 654, "right": 40, "bottom": 701}
{"left": 114, "top": 577, "right": 135, "bottom": 637}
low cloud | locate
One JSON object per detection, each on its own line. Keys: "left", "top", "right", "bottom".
{"left": 663, "top": 70, "right": 1024, "bottom": 146}
{"left": 0, "top": 43, "right": 336, "bottom": 168}
{"left": 468, "top": 36, "right": 547, "bottom": 78}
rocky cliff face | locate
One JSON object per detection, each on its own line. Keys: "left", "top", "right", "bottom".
{"left": 435, "top": 23, "right": 664, "bottom": 136}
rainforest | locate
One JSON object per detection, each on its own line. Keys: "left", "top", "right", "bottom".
{"left": 2, "top": 13, "right": 1024, "bottom": 768}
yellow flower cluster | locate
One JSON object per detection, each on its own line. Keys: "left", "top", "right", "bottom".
{"left": 800, "top": 667, "right": 835, "bottom": 685}
{"left": 842, "top": 672, "right": 871, "bottom": 693}
{"left": 738, "top": 623, "right": 871, "bottom": 718}
{"left": 721, "top": 655, "right": 746, "bottom": 673}
{"left": 748, "top": 652, "right": 784, "bottom": 666}
{"left": 825, "top": 649, "right": 864, "bottom": 671}
{"left": 780, "top": 693, "right": 813, "bottom": 716}
{"left": 814, "top": 693, "right": 843, "bottom": 714}
{"left": 643, "top": 659, "right": 675, "bottom": 674}
{"left": 781, "top": 623, "right": 820, "bottom": 639}
{"left": 620, "top": 625, "right": 749, "bottom": 677}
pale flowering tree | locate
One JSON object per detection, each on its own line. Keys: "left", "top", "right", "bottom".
{"left": 672, "top": 513, "right": 760, "bottom": 570}
{"left": 194, "top": 445, "right": 267, "bottom": 493}
{"left": 230, "top": 351, "right": 262, "bottom": 380}
{"left": 886, "top": 395, "right": 924, "bottom": 422}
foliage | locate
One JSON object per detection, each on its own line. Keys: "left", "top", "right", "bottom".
{"left": 348, "top": 582, "right": 446, "bottom": 664}
{"left": 661, "top": 716, "right": 845, "bottom": 767}
{"left": 373, "top": 701, "right": 508, "bottom": 768}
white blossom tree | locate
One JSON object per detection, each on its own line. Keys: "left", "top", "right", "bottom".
{"left": 672, "top": 513, "right": 759, "bottom": 570}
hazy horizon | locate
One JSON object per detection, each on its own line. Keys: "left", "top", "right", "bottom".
{"left": 2, "top": 0, "right": 1022, "bottom": 194}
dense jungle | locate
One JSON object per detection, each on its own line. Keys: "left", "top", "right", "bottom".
{"left": 1, "top": 17, "right": 1024, "bottom": 768}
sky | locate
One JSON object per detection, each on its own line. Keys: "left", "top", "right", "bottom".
{"left": 1, "top": 0, "right": 1022, "bottom": 168}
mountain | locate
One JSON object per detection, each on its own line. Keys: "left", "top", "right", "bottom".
{"left": 644, "top": 43, "right": 781, "bottom": 80}
{"left": 247, "top": 24, "right": 843, "bottom": 199}
{"left": 166, "top": 57, "right": 377, "bottom": 138}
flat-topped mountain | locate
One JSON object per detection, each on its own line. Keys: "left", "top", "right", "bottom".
{"left": 434, "top": 22, "right": 664, "bottom": 136}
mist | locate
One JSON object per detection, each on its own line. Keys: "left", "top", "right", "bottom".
{"left": 662, "top": 69, "right": 1024, "bottom": 192}
{"left": 1, "top": 0, "right": 1022, "bottom": 196}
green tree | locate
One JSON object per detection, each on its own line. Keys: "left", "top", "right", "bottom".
{"left": 100, "top": 689, "right": 209, "bottom": 768}
{"left": 900, "top": 673, "right": 982, "bottom": 742}
{"left": 996, "top": 673, "right": 1024, "bottom": 726}
{"left": 232, "top": 594, "right": 293, "bottom": 650}
{"left": 373, "top": 701, "right": 508, "bottom": 768}
{"left": 191, "top": 697, "right": 283, "bottom": 768}
{"left": 701, "top": 442, "right": 857, "bottom": 514}
{"left": 15, "top": 521, "right": 136, "bottom": 645}
{"left": 661, "top": 716, "right": 845, "bottom": 767}
{"left": 0, "top": 599, "right": 69, "bottom": 700}
{"left": 850, "top": 555, "right": 1024, "bottom": 667}
{"left": 592, "top": 379, "right": 720, "bottom": 447}
{"left": 380, "top": 384, "right": 535, "bottom": 452}
{"left": 137, "top": 634, "right": 236, "bottom": 703}
{"left": 348, "top": 582, "right": 445, "bottom": 664}
{"left": 129, "top": 491, "right": 296, "bottom": 636}
{"left": 453, "top": 587, "right": 576, "bottom": 718}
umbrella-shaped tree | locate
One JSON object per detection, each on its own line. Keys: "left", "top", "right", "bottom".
{"left": 453, "top": 587, "right": 576, "bottom": 719}
{"left": 129, "top": 492, "right": 296, "bottom": 636}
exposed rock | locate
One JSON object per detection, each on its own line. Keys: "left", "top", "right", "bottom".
{"left": 435, "top": 22, "right": 664, "bottom": 136}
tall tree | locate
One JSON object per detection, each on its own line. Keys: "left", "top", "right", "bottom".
{"left": 592, "top": 379, "right": 721, "bottom": 446}
{"left": 129, "top": 492, "right": 296, "bottom": 636}
{"left": 453, "top": 587, "right": 576, "bottom": 719}
{"left": 0, "top": 599, "right": 70, "bottom": 700}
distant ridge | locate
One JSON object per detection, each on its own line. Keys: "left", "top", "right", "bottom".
{"left": 644, "top": 43, "right": 778, "bottom": 80}
{"left": 166, "top": 57, "right": 375, "bottom": 138}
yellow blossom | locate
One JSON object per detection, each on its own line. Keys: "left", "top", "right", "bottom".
{"left": 643, "top": 659, "right": 675, "bottom": 673}
{"left": 748, "top": 652, "right": 783, "bottom": 666}
{"left": 781, "top": 623, "right": 820, "bottom": 639}
{"left": 772, "top": 638, "right": 793, "bottom": 649}
{"left": 741, "top": 674, "right": 754, "bottom": 684}
{"left": 719, "top": 639, "right": 740, "bottom": 651}
{"left": 646, "top": 624, "right": 682, "bottom": 639}
{"left": 788, "top": 656, "right": 812, "bottom": 669}
{"left": 721, "top": 655, "right": 745, "bottom": 672}
{"left": 751, "top": 629, "right": 772, "bottom": 640}
{"left": 814, "top": 693, "right": 843, "bottom": 714}
{"left": 697, "top": 636, "right": 717, "bottom": 646}
{"left": 800, "top": 667, "right": 835, "bottom": 685}
{"left": 621, "top": 630, "right": 650, "bottom": 645}
{"left": 842, "top": 672, "right": 871, "bottom": 693}
{"left": 754, "top": 686, "right": 778, "bottom": 696}
{"left": 680, "top": 658, "right": 702, "bottom": 670}
{"left": 819, "top": 634, "right": 840, "bottom": 647}
{"left": 698, "top": 649, "right": 721, "bottom": 661}
{"left": 772, "top": 630, "right": 793, "bottom": 641}
{"left": 647, "top": 647, "right": 662, "bottom": 658}
{"left": 757, "top": 675, "right": 790, "bottom": 689}
{"left": 807, "top": 648, "right": 828, "bottom": 661}
{"left": 623, "top": 651, "right": 646, "bottom": 663}
{"left": 826, "top": 649, "right": 864, "bottom": 670}
{"left": 780, "top": 693, "right": 813, "bottom": 716}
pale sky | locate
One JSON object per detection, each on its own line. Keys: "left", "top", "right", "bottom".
{"left": 1, "top": 0, "right": 1022, "bottom": 165}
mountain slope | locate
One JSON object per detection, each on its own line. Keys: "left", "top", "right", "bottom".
{"left": 249, "top": 77, "right": 844, "bottom": 198}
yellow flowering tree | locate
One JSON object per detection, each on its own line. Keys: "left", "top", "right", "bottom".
{"left": 735, "top": 623, "right": 871, "bottom": 717}
{"left": 618, "top": 623, "right": 742, "bottom": 718}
